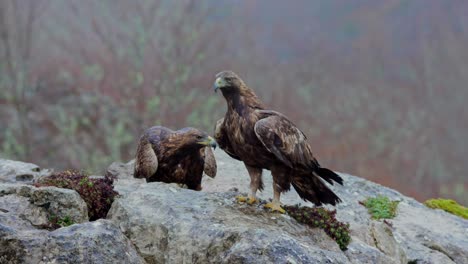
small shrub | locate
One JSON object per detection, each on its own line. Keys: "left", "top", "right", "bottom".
{"left": 362, "top": 196, "right": 399, "bottom": 219}
{"left": 35, "top": 169, "right": 118, "bottom": 220}
{"left": 284, "top": 205, "right": 351, "bottom": 250}
{"left": 424, "top": 198, "right": 468, "bottom": 219}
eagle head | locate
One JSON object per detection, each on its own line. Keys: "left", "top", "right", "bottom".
{"left": 213, "top": 70, "right": 245, "bottom": 93}
{"left": 181, "top": 128, "right": 217, "bottom": 150}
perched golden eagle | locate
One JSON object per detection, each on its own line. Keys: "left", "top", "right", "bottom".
{"left": 213, "top": 71, "right": 343, "bottom": 213}
{"left": 133, "top": 126, "right": 217, "bottom": 190}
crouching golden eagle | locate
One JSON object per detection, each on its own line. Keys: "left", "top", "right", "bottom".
{"left": 134, "top": 126, "right": 217, "bottom": 190}
{"left": 213, "top": 71, "right": 343, "bottom": 213}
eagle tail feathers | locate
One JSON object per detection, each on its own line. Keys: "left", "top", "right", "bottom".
{"left": 291, "top": 171, "right": 342, "bottom": 206}
{"left": 315, "top": 168, "right": 343, "bottom": 185}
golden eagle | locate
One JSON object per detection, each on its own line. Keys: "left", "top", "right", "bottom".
{"left": 134, "top": 126, "right": 217, "bottom": 190}
{"left": 213, "top": 71, "right": 343, "bottom": 213}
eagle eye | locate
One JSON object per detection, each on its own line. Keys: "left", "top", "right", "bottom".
{"left": 196, "top": 135, "right": 203, "bottom": 140}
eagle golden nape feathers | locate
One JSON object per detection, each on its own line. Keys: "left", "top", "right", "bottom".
{"left": 133, "top": 126, "right": 217, "bottom": 190}
{"left": 213, "top": 71, "right": 343, "bottom": 213}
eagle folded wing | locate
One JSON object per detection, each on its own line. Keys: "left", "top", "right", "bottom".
{"left": 134, "top": 134, "right": 158, "bottom": 179}
{"left": 202, "top": 146, "right": 217, "bottom": 178}
{"left": 254, "top": 113, "right": 317, "bottom": 171}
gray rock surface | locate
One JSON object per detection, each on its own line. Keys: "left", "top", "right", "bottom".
{"left": 0, "top": 171, "right": 142, "bottom": 264}
{"left": 106, "top": 160, "right": 135, "bottom": 179}
{"left": 1, "top": 151, "right": 467, "bottom": 264}
{"left": 109, "top": 150, "right": 468, "bottom": 264}
{"left": 108, "top": 182, "right": 348, "bottom": 263}
{"left": 0, "top": 183, "right": 88, "bottom": 225}
{"left": 0, "top": 217, "right": 144, "bottom": 264}
{"left": 0, "top": 159, "right": 52, "bottom": 184}
{"left": 333, "top": 172, "right": 468, "bottom": 264}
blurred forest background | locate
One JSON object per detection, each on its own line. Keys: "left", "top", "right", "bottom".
{"left": 1, "top": 0, "right": 467, "bottom": 205}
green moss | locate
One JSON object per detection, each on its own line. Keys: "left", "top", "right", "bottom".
{"left": 45, "top": 214, "right": 74, "bottom": 230}
{"left": 284, "top": 205, "right": 351, "bottom": 251}
{"left": 57, "top": 215, "right": 74, "bottom": 227}
{"left": 362, "top": 196, "right": 399, "bottom": 219}
{"left": 424, "top": 198, "right": 468, "bottom": 219}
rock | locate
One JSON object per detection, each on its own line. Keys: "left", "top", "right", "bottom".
{"left": 0, "top": 160, "right": 142, "bottom": 263}
{"left": 369, "top": 222, "right": 406, "bottom": 263}
{"left": 105, "top": 151, "right": 467, "bottom": 263}
{"left": 344, "top": 239, "right": 397, "bottom": 264}
{"left": 0, "top": 159, "right": 52, "bottom": 184}
{"left": 106, "top": 160, "right": 135, "bottom": 179}
{"left": 0, "top": 183, "right": 88, "bottom": 226}
{"left": 1, "top": 150, "right": 467, "bottom": 263}
{"left": 0, "top": 217, "right": 144, "bottom": 264}
{"left": 107, "top": 182, "right": 348, "bottom": 264}
{"left": 201, "top": 151, "right": 468, "bottom": 264}
{"left": 113, "top": 178, "right": 146, "bottom": 197}
{"left": 331, "top": 174, "right": 468, "bottom": 264}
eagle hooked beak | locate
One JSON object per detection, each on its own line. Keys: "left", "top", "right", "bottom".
{"left": 213, "top": 77, "right": 225, "bottom": 93}
{"left": 199, "top": 136, "right": 217, "bottom": 149}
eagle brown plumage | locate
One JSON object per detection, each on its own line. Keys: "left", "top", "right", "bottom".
{"left": 213, "top": 71, "right": 343, "bottom": 213}
{"left": 133, "top": 126, "right": 217, "bottom": 191}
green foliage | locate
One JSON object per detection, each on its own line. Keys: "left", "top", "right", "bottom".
{"left": 57, "top": 216, "right": 74, "bottom": 227}
{"left": 424, "top": 198, "right": 468, "bottom": 219}
{"left": 43, "top": 214, "right": 75, "bottom": 230}
{"left": 285, "top": 205, "right": 351, "bottom": 251}
{"left": 35, "top": 169, "right": 118, "bottom": 220}
{"left": 362, "top": 196, "right": 399, "bottom": 220}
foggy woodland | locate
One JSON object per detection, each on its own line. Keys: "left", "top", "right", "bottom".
{"left": 1, "top": 0, "right": 467, "bottom": 204}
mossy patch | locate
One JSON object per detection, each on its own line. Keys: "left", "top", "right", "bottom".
{"left": 284, "top": 205, "right": 351, "bottom": 250}
{"left": 424, "top": 198, "right": 468, "bottom": 219}
{"left": 362, "top": 196, "right": 399, "bottom": 220}
{"left": 35, "top": 169, "right": 118, "bottom": 221}
{"left": 49, "top": 215, "right": 74, "bottom": 229}
{"left": 38, "top": 214, "right": 75, "bottom": 230}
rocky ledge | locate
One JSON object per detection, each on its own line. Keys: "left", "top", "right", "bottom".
{"left": 1, "top": 151, "right": 467, "bottom": 264}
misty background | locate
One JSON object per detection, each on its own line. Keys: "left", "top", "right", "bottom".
{"left": 1, "top": 0, "right": 467, "bottom": 205}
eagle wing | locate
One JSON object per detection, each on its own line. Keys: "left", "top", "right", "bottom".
{"left": 201, "top": 146, "right": 217, "bottom": 178}
{"left": 254, "top": 110, "right": 318, "bottom": 171}
{"left": 133, "top": 133, "right": 158, "bottom": 180}
{"left": 214, "top": 118, "right": 241, "bottom": 160}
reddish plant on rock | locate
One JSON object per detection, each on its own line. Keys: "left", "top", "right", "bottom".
{"left": 284, "top": 205, "right": 351, "bottom": 250}
{"left": 35, "top": 169, "right": 118, "bottom": 220}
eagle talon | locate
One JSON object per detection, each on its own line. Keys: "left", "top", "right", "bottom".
{"left": 236, "top": 195, "right": 248, "bottom": 203}
{"left": 247, "top": 196, "right": 257, "bottom": 205}
{"left": 264, "top": 202, "right": 286, "bottom": 214}
{"left": 236, "top": 195, "right": 257, "bottom": 205}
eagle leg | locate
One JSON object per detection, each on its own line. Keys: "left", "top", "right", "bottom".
{"left": 237, "top": 165, "right": 262, "bottom": 204}
{"left": 264, "top": 182, "right": 286, "bottom": 214}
